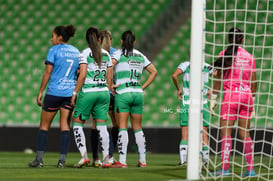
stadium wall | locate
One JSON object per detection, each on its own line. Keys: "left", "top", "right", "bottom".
{"left": 0, "top": 127, "right": 272, "bottom": 155}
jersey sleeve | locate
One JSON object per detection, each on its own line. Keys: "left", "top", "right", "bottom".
{"left": 143, "top": 54, "right": 151, "bottom": 68}
{"left": 45, "top": 47, "right": 55, "bottom": 65}
{"left": 78, "top": 51, "right": 88, "bottom": 64}
{"left": 111, "top": 49, "right": 121, "bottom": 62}
{"left": 177, "top": 61, "right": 190, "bottom": 72}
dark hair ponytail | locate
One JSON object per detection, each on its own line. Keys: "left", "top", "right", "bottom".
{"left": 54, "top": 24, "right": 76, "bottom": 42}
{"left": 86, "top": 26, "right": 102, "bottom": 67}
{"left": 121, "top": 30, "right": 135, "bottom": 57}
{"left": 214, "top": 27, "right": 244, "bottom": 69}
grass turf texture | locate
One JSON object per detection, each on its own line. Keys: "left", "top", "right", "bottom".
{"left": 0, "top": 152, "right": 272, "bottom": 181}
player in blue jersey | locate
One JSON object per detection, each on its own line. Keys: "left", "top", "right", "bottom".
{"left": 89, "top": 30, "right": 118, "bottom": 167}
{"left": 28, "top": 25, "right": 80, "bottom": 168}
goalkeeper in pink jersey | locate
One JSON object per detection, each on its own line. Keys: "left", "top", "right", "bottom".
{"left": 210, "top": 27, "right": 257, "bottom": 177}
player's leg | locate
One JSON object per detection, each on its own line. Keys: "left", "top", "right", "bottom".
{"left": 93, "top": 92, "right": 111, "bottom": 168}
{"left": 179, "top": 101, "right": 189, "bottom": 165}
{"left": 28, "top": 95, "right": 58, "bottom": 168}
{"left": 57, "top": 98, "right": 73, "bottom": 168}
{"left": 130, "top": 113, "right": 146, "bottom": 167}
{"left": 202, "top": 126, "right": 209, "bottom": 165}
{"left": 129, "top": 92, "right": 146, "bottom": 167}
{"left": 202, "top": 104, "right": 210, "bottom": 165}
{"left": 238, "top": 96, "right": 255, "bottom": 176}
{"left": 108, "top": 93, "right": 118, "bottom": 164}
{"left": 111, "top": 93, "right": 130, "bottom": 168}
{"left": 72, "top": 92, "right": 92, "bottom": 168}
{"left": 238, "top": 118, "right": 255, "bottom": 176}
{"left": 90, "top": 119, "right": 101, "bottom": 167}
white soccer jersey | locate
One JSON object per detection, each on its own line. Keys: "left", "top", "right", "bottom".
{"left": 79, "top": 48, "right": 112, "bottom": 92}
{"left": 112, "top": 49, "right": 151, "bottom": 94}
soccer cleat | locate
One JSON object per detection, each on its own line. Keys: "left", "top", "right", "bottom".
{"left": 92, "top": 159, "right": 102, "bottom": 168}
{"left": 57, "top": 160, "right": 65, "bottom": 168}
{"left": 73, "top": 158, "right": 90, "bottom": 168}
{"left": 136, "top": 160, "right": 147, "bottom": 167}
{"left": 28, "top": 159, "right": 44, "bottom": 168}
{"left": 242, "top": 169, "right": 255, "bottom": 177}
{"left": 177, "top": 162, "right": 187, "bottom": 167}
{"left": 210, "top": 169, "right": 231, "bottom": 176}
{"left": 109, "top": 156, "right": 117, "bottom": 165}
{"left": 102, "top": 156, "right": 110, "bottom": 168}
{"left": 111, "top": 161, "right": 127, "bottom": 168}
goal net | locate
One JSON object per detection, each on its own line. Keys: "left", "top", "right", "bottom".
{"left": 200, "top": 0, "right": 273, "bottom": 180}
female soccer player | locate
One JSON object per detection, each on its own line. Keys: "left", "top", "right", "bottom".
{"left": 111, "top": 30, "right": 157, "bottom": 168}
{"left": 90, "top": 30, "right": 118, "bottom": 167}
{"left": 28, "top": 25, "right": 80, "bottom": 168}
{"left": 210, "top": 27, "right": 257, "bottom": 176}
{"left": 172, "top": 51, "right": 214, "bottom": 166}
{"left": 71, "top": 26, "right": 113, "bottom": 168}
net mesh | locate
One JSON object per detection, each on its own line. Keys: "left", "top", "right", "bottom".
{"left": 202, "top": 0, "right": 273, "bottom": 180}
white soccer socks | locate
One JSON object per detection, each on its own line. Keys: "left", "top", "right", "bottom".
{"left": 134, "top": 129, "right": 146, "bottom": 163}
{"left": 73, "top": 123, "right": 88, "bottom": 159}
{"left": 96, "top": 123, "right": 110, "bottom": 159}
{"left": 118, "top": 129, "right": 129, "bottom": 164}
{"left": 179, "top": 140, "right": 188, "bottom": 164}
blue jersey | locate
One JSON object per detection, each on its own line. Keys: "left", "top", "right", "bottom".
{"left": 110, "top": 47, "right": 116, "bottom": 56}
{"left": 45, "top": 44, "right": 80, "bottom": 97}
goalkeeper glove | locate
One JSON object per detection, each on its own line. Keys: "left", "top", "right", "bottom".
{"left": 210, "top": 94, "right": 218, "bottom": 115}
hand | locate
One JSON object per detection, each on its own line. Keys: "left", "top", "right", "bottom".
{"left": 36, "top": 91, "right": 43, "bottom": 106}
{"left": 71, "top": 94, "right": 77, "bottom": 107}
{"left": 210, "top": 94, "right": 218, "bottom": 115}
{"left": 177, "top": 89, "right": 182, "bottom": 100}
{"left": 111, "top": 84, "right": 121, "bottom": 96}
{"left": 206, "top": 89, "right": 212, "bottom": 99}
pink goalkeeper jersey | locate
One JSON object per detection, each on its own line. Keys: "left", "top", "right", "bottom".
{"left": 219, "top": 46, "right": 256, "bottom": 92}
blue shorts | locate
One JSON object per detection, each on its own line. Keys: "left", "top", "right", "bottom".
{"left": 42, "top": 94, "right": 73, "bottom": 112}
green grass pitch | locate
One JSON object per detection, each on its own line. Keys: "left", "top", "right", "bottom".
{"left": 0, "top": 152, "right": 272, "bottom": 181}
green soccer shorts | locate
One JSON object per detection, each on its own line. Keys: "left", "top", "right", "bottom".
{"left": 73, "top": 91, "right": 110, "bottom": 120}
{"left": 179, "top": 101, "right": 209, "bottom": 127}
{"left": 115, "top": 92, "right": 144, "bottom": 114}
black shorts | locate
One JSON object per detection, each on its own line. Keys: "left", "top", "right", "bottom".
{"left": 109, "top": 93, "right": 115, "bottom": 111}
{"left": 42, "top": 94, "right": 73, "bottom": 112}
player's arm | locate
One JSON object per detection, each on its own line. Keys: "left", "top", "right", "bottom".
{"left": 71, "top": 63, "right": 87, "bottom": 106}
{"left": 172, "top": 68, "right": 183, "bottom": 100}
{"left": 142, "top": 64, "right": 157, "bottom": 90}
{"left": 107, "top": 66, "right": 113, "bottom": 91}
{"left": 210, "top": 70, "right": 222, "bottom": 114}
{"left": 37, "top": 64, "right": 53, "bottom": 106}
{"left": 111, "top": 58, "right": 119, "bottom": 95}
{"left": 251, "top": 71, "right": 257, "bottom": 97}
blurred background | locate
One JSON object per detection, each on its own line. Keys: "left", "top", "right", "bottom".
{"left": 0, "top": 0, "right": 191, "bottom": 128}
{"left": 0, "top": 0, "right": 272, "bottom": 153}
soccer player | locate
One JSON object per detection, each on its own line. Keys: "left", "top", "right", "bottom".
{"left": 111, "top": 30, "right": 157, "bottom": 168}
{"left": 172, "top": 51, "right": 214, "bottom": 166}
{"left": 90, "top": 30, "right": 118, "bottom": 167}
{"left": 210, "top": 27, "right": 257, "bottom": 176}
{"left": 28, "top": 25, "right": 80, "bottom": 168}
{"left": 71, "top": 26, "right": 113, "bottom": 168}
